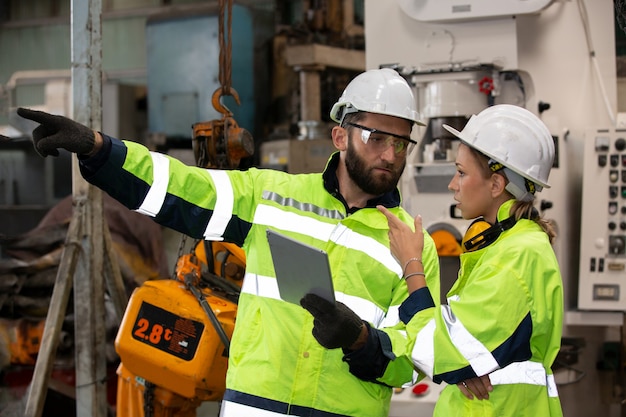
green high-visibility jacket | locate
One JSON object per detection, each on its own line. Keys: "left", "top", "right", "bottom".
{"left": 80, "top": 136, "right": 441, "bottom": 417}
{"left": 401, "top": 200, "right": 563, "bottom": 417}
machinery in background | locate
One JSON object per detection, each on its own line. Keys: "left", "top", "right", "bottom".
{"left": 578, "top": 128, "right": 626, "bottom": 310}
{"left": 396, "top": 0, "right": 553, "bottom": 23}
{"left": 114, "top": 1, "right": 253, "bottom": 413}
{"left": 0, "top": 193, "right": 170, "bottom": 414}
{"left": 115, "top": 240, "right": 244, "bottom": 417}
{"left": 144, "top": 3, "right": 272, "bottom": 154}
{"left": 395, "top": 63, "right": 542, "bottom": 301}
{"left": 192, "top": 88, "right": 255, "bottom": 170}
{"left": 114, "top": 108, "right": 251, "bottom": 415}
{"left": 0, "top": 73, "right": 142, "bottom": 238}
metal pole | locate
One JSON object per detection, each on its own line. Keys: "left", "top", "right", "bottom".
{"left": 71, "top": 1, "right": 108, "bottom": 416}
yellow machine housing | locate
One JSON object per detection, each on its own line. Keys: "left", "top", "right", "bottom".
{"left": 115, "top": 279, "right": 237, "bottom": 400}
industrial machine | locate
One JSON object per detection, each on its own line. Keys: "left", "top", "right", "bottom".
{"left": 396, "top": 63, "right": 539, "bottom": 301}
{"left": 114, "top": 1, "right": 253, "bottom": 413}
{"left": 381, "top": 0, "right": 580, "bottom": 414}
{"left": 577, "top": 127, "right": 626, "bottom": 311}
{"left": 114, "top": 86, "right": 252, "bottom": 415}
{"left": 115, "top": 240, "right": 245, "bottom": 416}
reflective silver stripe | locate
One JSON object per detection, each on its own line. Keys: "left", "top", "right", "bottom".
{"left": 330, "top": 224, "right": 402, "bottom": 277}
{"left": 441, "top": 305, "right": 499, "bottom": 375}
{"left": 379, "top": 305, "right": 400, "bottom": 328}
{"left": 547, "top": 374, "right": 558, "bottom": 397}
{"left": 252, "top": 204, "right": 402, "bottom": 327}
{"left": 240, "top": 272, "right": 385, "bottom": 325}
{"left": 410, "top": 318, "right": 437, "bottom": 377}
{"left": 256, "top": 205, "right": 402, "bottom": 278}
{"left": 220, "top": 400, "right": 293, "bottom": 417}
{"left": 410, "top": 328, "right": 559, "bottom": 398}
{"left": 338, "top": 292, "right": 386, "bottom": 327}
{"left": 135, "top": 152, "right": 169, "bottom": 217}
{"left": 254, "top": 204, "right": 335, "bottom": 241}
{"left": 240, "top": 272, "right": 281, "bottom": 300}
{"left": 490, "top": 361, "right": 559, "bottom": 397}
{"left": 262, "top": 190, "right": 344, "bottom": 220}
{"left": 204, "top": 170, "right": 233, "bottom": 240}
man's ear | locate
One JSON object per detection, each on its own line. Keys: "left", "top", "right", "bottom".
{"left": 331, "top": 126, "right": 347, "bottom": 151}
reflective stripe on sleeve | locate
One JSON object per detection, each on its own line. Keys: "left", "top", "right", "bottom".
{"left": 379, "top": 305, "right": 400, "bottom": 328}
{"left": 135, "top": 152, "right": 170, "bottom": 217}
{"left": 204, "top": 170, "right": 234, "bottom": 240}
{"left": 441, "top": 305, "right": 499, "bottom": 375}
{"left": 410, "top": 318, "right": 436, "bottom": 378}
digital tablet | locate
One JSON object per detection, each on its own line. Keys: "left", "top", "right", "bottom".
{"left": 266, "top": 229, "right": 336, "bottom": 305}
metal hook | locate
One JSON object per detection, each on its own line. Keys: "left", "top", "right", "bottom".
{"left": 212, "top": 87, "right": 241, "bottom": 117}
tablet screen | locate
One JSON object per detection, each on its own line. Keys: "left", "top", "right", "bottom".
{"left": 266, "top": 229, "right": 336, "bottom": 305}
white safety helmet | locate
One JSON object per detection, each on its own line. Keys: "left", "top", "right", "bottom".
{"left": 443, "top": 104, "right": 554, "bottom": 199}
{"left": 330, "top": 68, "right": 425, "bottom": 126}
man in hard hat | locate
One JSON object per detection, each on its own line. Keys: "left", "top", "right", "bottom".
{"left": 9, "top": 68, "right": 441, "bottom": 417}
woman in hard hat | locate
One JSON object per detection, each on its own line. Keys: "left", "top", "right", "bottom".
{"left": 378, "top": 104, "right": 564, "bottom": 417}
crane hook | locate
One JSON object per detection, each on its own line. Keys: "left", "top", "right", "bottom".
{"left": 212, "top": 87, "right": 241, "bottom": 117}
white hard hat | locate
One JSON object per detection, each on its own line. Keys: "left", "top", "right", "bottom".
{"left": 442, "top": 104, "right": 554, "bottom": 189}
{"left": 330, "top": 68, "right": 425, "bottom": 126}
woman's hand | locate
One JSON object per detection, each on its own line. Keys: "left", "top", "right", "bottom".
{"left": 377, "top": 205, "right": 424, "bottom": 267}
{"left": 457, "top": 375, "right": 493, "bottom": 400}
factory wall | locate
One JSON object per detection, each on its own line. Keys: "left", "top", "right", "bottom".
{"left": 364, "top": 1, "right": 621, "bottom": 416}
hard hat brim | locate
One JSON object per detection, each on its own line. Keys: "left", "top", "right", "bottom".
{"left": 442, "top": 123, "right": 551, "bottom": 189}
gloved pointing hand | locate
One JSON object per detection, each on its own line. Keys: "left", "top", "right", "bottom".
{"left": 300, "top": 293, "right": 365, "bottom": 350}
{"left": 16, "top": 107, "right": 96, "bottom": 157}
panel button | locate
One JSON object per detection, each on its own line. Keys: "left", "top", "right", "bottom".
{"left": 590, "top": 257, "right": 596, "bottom": 272}
{"left": 611, "top": 154, "right": 620, "bottom": 167}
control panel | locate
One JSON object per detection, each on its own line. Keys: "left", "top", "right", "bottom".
{"left": 578, "top": 128, "right": 626, "bottom": 311}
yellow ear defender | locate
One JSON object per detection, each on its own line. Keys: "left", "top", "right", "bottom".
{"left": 462, "top": 216, "right": 517, "bottom": 252}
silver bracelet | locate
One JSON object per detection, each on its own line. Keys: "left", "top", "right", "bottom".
{"left": 403, "top": 271, "right": 426, "bottom": 280}
{"left": 402, "top": 257, "right": 422, "bottom": 276}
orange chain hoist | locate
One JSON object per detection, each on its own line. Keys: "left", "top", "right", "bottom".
{"left": 114, "top": 0, "right": 252, "bottom": 414}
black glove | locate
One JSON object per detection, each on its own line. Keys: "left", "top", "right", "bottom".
{"left": 16, "top": 107, "right": 96, "bottom": 157}
{"left": 300, "top": 293, "right": 364, "bottom": 350}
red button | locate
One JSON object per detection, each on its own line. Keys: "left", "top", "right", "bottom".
{"left": 411, "top": 383, "right": 430, "bottom": 396}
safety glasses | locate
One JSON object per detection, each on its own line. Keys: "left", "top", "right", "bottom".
{"left": 345, "top": 122, "right": 416, "bottom": 155}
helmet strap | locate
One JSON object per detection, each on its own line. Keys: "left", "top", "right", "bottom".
{"left": 503, "top": 167, "right": 537, "bottom": 202}
{"left": 338, "top": 105, "right": 359, "bottom": 126}
{"left": 488, "top": 159, "right": 538, "bottom": 202}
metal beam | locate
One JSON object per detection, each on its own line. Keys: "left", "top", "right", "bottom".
{"left": 70, "top": 1, "right": 108, "bottom": 416}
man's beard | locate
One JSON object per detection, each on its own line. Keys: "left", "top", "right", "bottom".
{"left": 345, "top": 140, "right": 405, "bottom": 196}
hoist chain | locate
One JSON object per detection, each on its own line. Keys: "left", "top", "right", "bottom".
{"left": 218, "top": 0, "right": 234, "bottom": 98}
{"left": 143, "top": 380, "right": 155, "bottom": 417}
